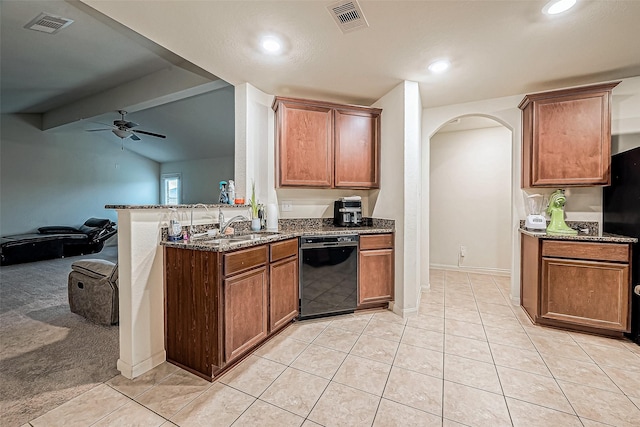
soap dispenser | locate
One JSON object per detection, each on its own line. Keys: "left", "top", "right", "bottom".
{"left": 168, "top": 208, "right": 182, "bottom": 241}
{"left": 227, "top": 180, "right": 235, "bottom": 205}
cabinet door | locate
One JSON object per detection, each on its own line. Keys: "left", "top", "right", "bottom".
{"left": 276, "top": 100, "right": 333, "bottom": 187}
{"left": 269, "top": 257, "right": 299, "bottom": 332}
{"left": 358, "top": 248, "right": 394, "bottom": 306}
{"left": 520, "top": 233, "right": 541, "bottom": 322}
{"left": 224, "top": 267, "right": 268, "bottom": 362}
{"left": 533, "top": 94, "right": 610, "bottom": 186}
{"left": 165, "top": 248, "right": 221, "bottom": 378}
{"left": 334, "top": 108, "right": 381, "bottom": 188}
{"left": 520, "top": 82, "right": 618, "bottom": 188}
{"left": 541, "top": 257, "right": 630, "bottom": 331}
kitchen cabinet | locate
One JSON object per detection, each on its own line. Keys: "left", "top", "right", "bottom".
{"left": 223, "top": 245, "right": 269, "bottom": 363}
{"left": 358, "top": 234, "right": 394, "bottom": 308}
{"left": 520, "top": 233, "right": 632, "bottom": 335}
{"left": 519, "top": 81, "right": 619, "bottom": 188}
{"left": 273, "top": 96, "right": 381, "bottom": 189}
{"left": 269, "top": 239, "right": 299, "bottom": 332}
{"left": 334, "top": 108, "right": 380, "bottom": 188}
{"left": 164, "top": 238, "right": 298, "bottom": 380}
{"left": 165, "top": 248, "right": 222, "bottom": 377}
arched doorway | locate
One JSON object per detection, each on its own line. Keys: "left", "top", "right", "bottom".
{"left": 421, "top": 114, "right": 514, "bottom": 303}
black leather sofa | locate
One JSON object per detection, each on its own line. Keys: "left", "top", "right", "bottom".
{"left": 0, "top": 218, "right": 117, "bottom": 266}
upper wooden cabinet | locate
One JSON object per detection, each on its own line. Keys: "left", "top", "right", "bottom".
{"left": 519, "top": 82, "right": 619, "bottom": 188}
{"left": 273, "top": 97, "right": 381, "bottom": 189}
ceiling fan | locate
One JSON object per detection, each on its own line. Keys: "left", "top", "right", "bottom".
{"left": 87, "top": 110, "right": 166, "bottom": 141}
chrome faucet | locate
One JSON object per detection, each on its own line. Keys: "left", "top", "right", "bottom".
{"left": 190, "top": 203, "right": 209, "bottom": 237}
{"left": 218, "top": 208, "right": 248, "bottom": 235}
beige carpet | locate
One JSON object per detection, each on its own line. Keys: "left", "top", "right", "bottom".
{"left": 0, "top": 246, "right": 119, "bottom": 427}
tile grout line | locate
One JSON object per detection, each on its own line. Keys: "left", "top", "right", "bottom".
{"left": 98, "top": 383, "right": 171, "bottom": 426}
{"left": 297, "top": 312, "right": 375, "bottom": 426}
{"left": 369, "top": 317, "right": 408, "bottom": 426}
{"left": 227, "top": 321, "right": 330, "bottom": 426}
{"left": 484, "top": 273, "right": 518, "bottom": 427}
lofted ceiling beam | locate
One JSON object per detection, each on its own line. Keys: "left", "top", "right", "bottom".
{"left": 42, "top": 64, "right": 229, "bottom": 130}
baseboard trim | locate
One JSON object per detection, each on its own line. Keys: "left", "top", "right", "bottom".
{"left": 429, "top": 263, "right": 511, "bottom": 277}
{"left": 117, "top": 350, "right": 166, "bottom": 379}
{"left": 389, "top": 302, "right": 418, "bottom": 319}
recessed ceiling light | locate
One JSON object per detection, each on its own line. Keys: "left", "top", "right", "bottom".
{"left": 260, "top": 36, "right": 282, "bottom": 54}
{"left": 542, "top": 0, "right": 577, "bottom": 15}
{"left": 428, "top": 60, "right": 450, "bottom": 74}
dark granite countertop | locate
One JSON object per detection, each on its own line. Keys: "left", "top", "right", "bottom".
{"left": 161, "top": 220, "right": 395, "bottom": 252}
{"left": 106, "top": 204, "right": 249, "bottom": 209}
{"left": 519, "top": 228, "right": 637, "bottom": 243}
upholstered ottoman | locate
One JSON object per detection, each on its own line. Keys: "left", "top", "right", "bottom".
{"left": 68, "top": 259, "right": 119, "bottom": 325}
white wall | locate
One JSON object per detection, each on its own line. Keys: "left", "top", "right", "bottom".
{"left": 430, "top": 126, "right": 512, "bottom": 273}
{"left": 422, "top": 75, "right": 640, "bottom": 301}
{"left": 372, "top": 81, "right": 422, "bottom": 316}
{"left": 275, "top": 189, "right": 371, "bottom": 219}
{"left": 0, "top": 114, "right": 160, "bottom": 235}
{"left": 612, "top": 133, "right": 640, "bottom": 155}
{"left": 234, "top": 83, "right": 276, "bottom": 208}
{"left": 423, "top": 99, "right": 522, "bottom": 301}
{"left": 160, "top": 156, "right": 234, "bottom": 204}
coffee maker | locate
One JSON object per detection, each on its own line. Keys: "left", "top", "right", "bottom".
{"left": 334, "top": 198, "right": 362, "bottom": 227}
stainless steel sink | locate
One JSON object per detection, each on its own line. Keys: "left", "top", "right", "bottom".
{"left": 191, "top": 232, "right": 279, "bottom": 245}
{"left": 223, "top": 232, "right": 280, "bottom": 241}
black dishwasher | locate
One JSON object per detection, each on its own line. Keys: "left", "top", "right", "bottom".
{"left": 299, "top": 235, "right": 358, "bottom": 320}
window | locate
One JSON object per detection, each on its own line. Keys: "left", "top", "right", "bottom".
{"left": 161, "top": 173, "right": 181, "bottom": 205}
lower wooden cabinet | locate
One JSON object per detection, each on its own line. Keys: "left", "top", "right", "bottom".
{"left": 165, "top": 238, "right": 299, "bottom": 380}
{"left": 224, "top": 267, "right": 268, "bottom": 362}
{"left": 541, "top": 258, "right": 629, "bottom": 331}
{"left": 358, "top": 234, "right": 394, "bottom": 308}
{"left": 520, "top": 233, "right": 632, "bottom": 335}
{"left": 269, "top": 257, "right": 298, "bottom": 332}
{"left": 165, "top": 248, "right": 222, "bottom": 377}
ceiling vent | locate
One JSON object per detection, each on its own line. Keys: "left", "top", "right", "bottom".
{"left": 24, "top": 13, "right": 74, "bottom": 35}
{"left": 327, "top": 0, "right": 369, "bottom": 34}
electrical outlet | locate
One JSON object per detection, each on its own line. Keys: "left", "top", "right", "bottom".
{"left": 460, "top": 246, "right": 467, "bottom": 257}
{"left": 281, "top": 201, "right": 293, "bottom": 212}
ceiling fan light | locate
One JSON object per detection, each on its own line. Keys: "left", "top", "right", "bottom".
{"left": 112, "top": 128, "right": 131, "bottom": 139}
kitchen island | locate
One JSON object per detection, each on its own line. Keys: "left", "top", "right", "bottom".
{"left": 106, "top": 203, "right": 395, "bottom": 379}
{"left": 161, "top": 219, "right": 395, "bottom": 380}
{"left": 520, "top": 227, "right": 637, "bottom": 337}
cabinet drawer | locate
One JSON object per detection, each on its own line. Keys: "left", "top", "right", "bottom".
{"left": 360, "top": 234, "right": 393, "bottom": 250}
{"left": 270, "top": 238, "right": 298, "bottom": 262}
{"left": 224, "top": 245, "right": 268, "bottom": 276}
{"left": 542, "top": 240, "right": 629, "bottom": 263}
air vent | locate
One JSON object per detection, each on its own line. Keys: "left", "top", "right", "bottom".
{"left": 24, "top": 13, "right": 74, "bottom": 35}
{"left": 327, "top": 0, "right": 369, "bottom": 34}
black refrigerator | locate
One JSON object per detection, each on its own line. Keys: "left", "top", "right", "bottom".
{"left": 603, "top": 146, "right": 640, "bottom": 344}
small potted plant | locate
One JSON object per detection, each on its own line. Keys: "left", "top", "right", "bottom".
{"left": 249, "top": 181, "right": 260, "bottom": 231}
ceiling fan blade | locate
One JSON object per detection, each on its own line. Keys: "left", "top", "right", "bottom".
{"left": 90, "top": 121, "right": 116, "bottom": 128}
{"left": 124, "top": 121, "right": 139, "bottom": 129}
{"left": 86, "top": 128, "right": 112, "bottom": 132}
{"left": 130, "top": 133, "right": 141, "bottom": 141}
{"left": 133, "top": 129, "right": 166, "bottom": 139}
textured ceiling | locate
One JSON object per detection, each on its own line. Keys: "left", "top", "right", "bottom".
{"left": 2, "top": 0, "right": 640, "bottom": 163}
{"left": 84, "top": 0, "right": 640, "bottom": 107}
{"left": 0, "top": 0, "right": 233, "bottom": 163}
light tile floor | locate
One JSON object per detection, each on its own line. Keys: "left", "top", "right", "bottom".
{"left": 26, "top": 269, "right": 640, "bottom": 427}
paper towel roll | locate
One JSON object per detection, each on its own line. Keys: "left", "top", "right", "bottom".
{"left": 266, "top": 203, "right": 279, "bottom": 231}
